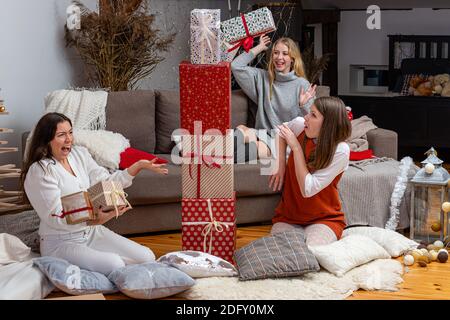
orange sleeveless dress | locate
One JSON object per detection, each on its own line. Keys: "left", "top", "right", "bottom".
{"left": 273, "top": 132, "right": 347, "bottom": 239}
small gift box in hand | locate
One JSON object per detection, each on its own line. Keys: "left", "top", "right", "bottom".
{"left": 58, "top": 191, "right": 95, "bottom": 225}
{"left": 87, "top": 181, "right": 132, "bottom": 218}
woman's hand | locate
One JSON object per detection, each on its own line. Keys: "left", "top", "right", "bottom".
{"left": 127, "top": 158, "right": 168, "bottom": 176}
{"left": 299, "top": 84, "right": 317, "bottom": 107}
{"left": 278, "top": 124, "right": 301, "bottom": 151}
{"left": 87, "top": 205, "right": 131, "bottom": 226}
{"left": 138, "top": 159, "right": 168, "bottom": 175}
{"left": 269, "top": 164, "right": 285, "bottom": 192}
{"left": 251, "top": 34, "right": 271, "bottom": 56}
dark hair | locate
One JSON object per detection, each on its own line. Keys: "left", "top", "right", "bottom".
{"left": 20, "top": 112, "right": 72, "bottom": 201}
{"left": 303, "top": 96, "right": 352, "bottom": 171}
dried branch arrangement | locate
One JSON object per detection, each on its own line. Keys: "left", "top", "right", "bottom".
{"left": 302, "top": 43, "right": 331, "bottom": 84}
{"left": 65, "top": 0, "right": 176, "bottom": 91}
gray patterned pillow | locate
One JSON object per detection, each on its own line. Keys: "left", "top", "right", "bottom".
{"left": 108, "top": 262, "right": 195, "bottom": 299}
{"left": 234, "top": 230, "right": 320, "bottom": 281}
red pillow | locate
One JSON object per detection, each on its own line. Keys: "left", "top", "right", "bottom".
{"left": 349, "top": 149, "right": 374, "bottom": 161}
{"left": 119, "top": 147, "right": 168, "bottom": 169}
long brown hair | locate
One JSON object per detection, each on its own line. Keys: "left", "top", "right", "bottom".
{"left": 267, "top": 37, "right": 306, "bottom": 98}
{"left": 20, "top": 113, "right": 73, "bottom": 199}
{"left": 302, "top": 97, "right": 351, "bottom": 171}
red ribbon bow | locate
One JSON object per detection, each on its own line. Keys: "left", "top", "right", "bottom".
{"left": 183, "top": 135, "right": 233, "bottom": 198}
{"left": 228, "top": 13, "right": 255, "bottom": 53}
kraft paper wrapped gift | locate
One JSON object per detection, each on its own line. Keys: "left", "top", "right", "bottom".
{"left": 221, "top": 7, "right": 276, "bottom": 53}
{"left": 181, "top": 133, "right": 234, "bottom": 199}
{"left": 190, "top": 9, "right": 221, "bottom": 64}
{"left": 179, "top": 61, "right": 231, "bottom": 134}
{"left": 87, "top": 181, "right": 131, "bottom": 217}
{"left": 182, "top": 196, "right": 236, "bottom": 264}
{"left": 59, "top": 191, "right": 95, "bottom": 225}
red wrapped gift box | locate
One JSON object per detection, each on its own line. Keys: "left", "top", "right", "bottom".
{"left": 181, "top": 195, "right": 236, "bottom": 263}
{"left": 179, "top": 61, "right": 231, "bottom": 134}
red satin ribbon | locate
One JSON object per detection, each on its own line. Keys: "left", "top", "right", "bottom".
{"left": 52, "top": 206, "right": 93, "bottom": 218}
{"left": 183, "top": 135, "right": 233, "bottom": 198}
{"left": 228, "top": 13, "right": 255, "bottom": 53}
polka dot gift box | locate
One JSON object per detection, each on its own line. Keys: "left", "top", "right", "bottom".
{"left": 179, "top": 61, "right": 231, "bottom": 134}
{"left": 182, "top": 195, "right": 236, "bottom": 264}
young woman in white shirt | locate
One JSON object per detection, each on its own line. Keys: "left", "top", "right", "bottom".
{"left": 22, "top": 112, "right": 168, "bottom": 276}
{"left": 269, "top": 96, "right": 352, "bottom": 247}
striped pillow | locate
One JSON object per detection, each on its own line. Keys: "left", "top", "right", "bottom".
{"left": 234, "top": 230, "right": 320, "bottom": 281}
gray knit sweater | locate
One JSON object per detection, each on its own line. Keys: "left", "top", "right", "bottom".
{"left": 231, "top": 51, "right": 313, "bottom": 132}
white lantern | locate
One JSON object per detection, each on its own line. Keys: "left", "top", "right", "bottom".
{"left": 410, "top": 147, "right": 450, "bottom": 242}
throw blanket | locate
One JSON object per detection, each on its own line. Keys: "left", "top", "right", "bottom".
{"left": 339, "top": 158, "right": 418, "bottom": 229}
{"left": 24, "top": 89, "right": 108, "bottom": 162}
{"left": 346, "top": 116, "right": 378, "bottom": 152}
{"left": 73, "top": 128, "right": 130, "bottom": 170}
{"left": 44, "top": 89, "right": 108, "bottom": 130}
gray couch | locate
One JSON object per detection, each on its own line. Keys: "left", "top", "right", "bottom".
{"left": 23, "top": 87, "right": 399, "bottom": 235}
{"left": 100, "top": 87, "right": 398, "bottom": 235}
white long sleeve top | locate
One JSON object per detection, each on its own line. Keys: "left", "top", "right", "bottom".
{"left": 281, "top": 117, "right": 350, "bottom": 198}
{"left": 24, "top": 146, "right": 135, "bottom": 236}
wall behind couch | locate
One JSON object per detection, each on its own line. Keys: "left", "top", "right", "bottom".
{"left": 0, "top": 0, "right": 274, "bottom": 175}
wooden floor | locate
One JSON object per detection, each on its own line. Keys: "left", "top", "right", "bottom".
{"left": 46, "top": 223, "right": 450, "bottom": 300}
{"left": 48, "top": 161, "right": 450, "bottom": 300}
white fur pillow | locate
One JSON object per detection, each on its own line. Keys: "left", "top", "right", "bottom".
{"left": 157, "top": 251, "right": 237, "bottom": 278}
{"left": 0, "top": 233, "right": 31, "bottom": 265}
{"left": 342, "top": 226, "right": 418, "bottom": 257}
{"left": 73, "top": 129, "right": 130, "bottom": 170}
{"left": 308, "top": 235, "right": 391, "bottom": 277}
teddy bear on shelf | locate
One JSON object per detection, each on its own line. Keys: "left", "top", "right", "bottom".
{"left": 432, "top": 73, "right": 450, "bottom": 97}
{"left": 408, "top": 75, "right": 433, "bottom": 96}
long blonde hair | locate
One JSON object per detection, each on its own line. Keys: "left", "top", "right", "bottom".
{"left": 302, "top": 97, "right": 351, "bottom": 171}
{"left": 267, "top": 37, "right": 306, "bottom": 98}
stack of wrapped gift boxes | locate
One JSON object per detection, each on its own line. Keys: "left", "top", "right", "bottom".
{"left": 179, "top": 8, "right": 276, "bottom": 264}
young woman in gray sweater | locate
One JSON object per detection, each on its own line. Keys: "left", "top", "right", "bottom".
{"left": 231, "top": 35, "right": 316, "bottom": 160}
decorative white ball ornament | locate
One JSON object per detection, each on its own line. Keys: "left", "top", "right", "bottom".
{"left": 442, "top": 202, "right": 450, "bottom": 213}
{"left": 403, "top": 254, "right": 415, "bottom": 266}
{"left": 425, "top": 163, "right": 435, "bottom": 174}
{"left": 434, "top": 240, "right": 444, "bottom": 249}
{"left": 430, "top": 250, "right": 439, "bottom": 261}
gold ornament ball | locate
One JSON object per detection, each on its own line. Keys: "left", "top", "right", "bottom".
{"left": 425, "top": 163, "right": 435, "bottom": 174}
{"left": 442, "top": 202, "right": 450, "bottom": 213}
{"left": 417, "top": 256, "right": 429, "bottom": 267}
{"left": 0, "top": 106, "right": 5, "bottom": 112}
{"left": 411, "top": 251, "right": 422, "bottom": 262}
{"left": 431, "top": 221, "right": 441, "bottom": 232}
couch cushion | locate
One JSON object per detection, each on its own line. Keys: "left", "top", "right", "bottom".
{"left": 126, "top": 155, "right": 278, "bottom": 206}
{"left": 154, "top": 90, "right": 249, "bottom": 154}
{"left": 154, "top": 90, "right": 180, "bottom": 154}
{"left": 231, "top": 89, "right": 248, "bottom": 128}
{"left": 106, "top": 90, "right": 156, "bottom": 153}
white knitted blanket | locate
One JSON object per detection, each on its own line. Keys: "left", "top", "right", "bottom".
{"left": 44, "top": 89, "right": 108, "bottom": 130}
{"left": 24, "top": 89, "right": 108, "bottom": 161}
